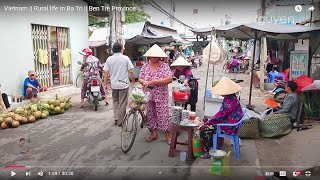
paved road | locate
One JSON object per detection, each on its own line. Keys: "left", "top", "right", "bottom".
{"left": 0, "top": 61, "right": 268, "bottom": 179}
{"left": 0, "top": 63, "right": 215, "bottom": 180}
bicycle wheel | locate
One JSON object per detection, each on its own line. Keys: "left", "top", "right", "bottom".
{"left": 76, "top": 74, "right": 83, "bottom": 88}
{"left": 121, "top": 110, "right": 138, "bottom": 153}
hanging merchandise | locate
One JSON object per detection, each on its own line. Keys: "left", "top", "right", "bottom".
{"left": 38, "top": 49, "right": 49, "bottom": 65}
{"left": 61, "top": 48, "right": 71, "bottom": 67}
{"left": 203, "top": 37, "right": 225, "bottom": 65}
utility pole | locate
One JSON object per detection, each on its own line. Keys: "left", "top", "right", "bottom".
{"left": 259, "top": 0, "right": 267, "bottom": 91}
{"left": 169, "top": 0, "right": 175, "bottom": 27}
{"left": 108, "top": 0, "right": 123, "bottom": 54}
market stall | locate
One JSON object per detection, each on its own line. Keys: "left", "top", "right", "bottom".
{"left": 192, "top": 23, "right": 320, "bottom": 113}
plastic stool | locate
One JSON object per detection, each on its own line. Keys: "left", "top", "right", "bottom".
{"left": 268, "top": 72, "right": 284, "bottom": 83}
{"left": 169, "top": 124, "right": 194, "bottom": 160}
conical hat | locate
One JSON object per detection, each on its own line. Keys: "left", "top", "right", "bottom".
{"left": 143, "top": 44, "right": 168, "bottom": 57}
{"left": 212, "top": 77, "right": 242, "bottom": 95}
{"left": 170, "top": 56, "right": 192, "bottom": 66}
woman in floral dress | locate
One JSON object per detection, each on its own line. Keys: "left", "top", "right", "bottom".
{"left": 139, "top": 44, "right": 173, "bottom": 145}
{"left": 199, "top": 77, "right": 243, "bottom": 158}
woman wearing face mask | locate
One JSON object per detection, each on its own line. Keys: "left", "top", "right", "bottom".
{"left": 138, "top": 44, "right": 173, "bottom": 145}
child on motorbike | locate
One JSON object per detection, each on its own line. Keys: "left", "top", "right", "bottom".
{"left": 171, "top": 56, "right": 198, "bottom": 112}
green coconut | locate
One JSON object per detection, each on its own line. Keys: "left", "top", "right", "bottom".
{"left": 49, "top": 105, "right": 55, "bottom": 110}
{"left": 53, "top": 100, "right": 60, "bottom": 107}
{"left": 58, "top": 97, "right": 66, "bottom": 103}
{"left": 30, "top": 105, "right": 38, "bottom": 112}
{"left": 42, "top": 103, "right": 50, "bottom": 110}
{"left": 59, "top": 103, "right": 66, "bottom": 109}
{"left": 54, "top": 106, "right": 61, "bottom": 113}
{"left": 15, "top": 107, "right": 24, "bottom": 114}
{"left": 41, "top": 113, "right": 48, "bottom": 119}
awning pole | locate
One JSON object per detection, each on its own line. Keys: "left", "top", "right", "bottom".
{"left": 203, "top": 27, "right": 214, "bottom": 111}
{"left": 248, "top": 31, "right": 258, "bottom": 107}
{"left": 211, "top": 34, "right": 217, "bottom": 85}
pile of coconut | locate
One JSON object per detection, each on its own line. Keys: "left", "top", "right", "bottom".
{"left": 0, "top": 94, "right": 72, "bottom": 129}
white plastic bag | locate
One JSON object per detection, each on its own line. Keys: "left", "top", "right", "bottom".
{"left": 131, "top": 88, "right": 146, "bottom": 104}
{"left": 203, "top": 37, "right": 225, "bottom": 65}
{"left": 260, "top": 108, "right": 274, "bottom": 121}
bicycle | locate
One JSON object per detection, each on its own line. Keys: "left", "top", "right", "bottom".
{"left": 119, "top": 80, "right": 153, "bottom": 153}
{"left": 76, "top": 71, "right": 84, "bottom": 88}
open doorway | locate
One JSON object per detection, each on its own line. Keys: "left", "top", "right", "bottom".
{"left": 50, "top": 27, "right": 60, "bottom": 86}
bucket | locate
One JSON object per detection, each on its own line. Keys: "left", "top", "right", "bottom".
{"left": 180, "top": 151, "right": 187, "bottom": 161}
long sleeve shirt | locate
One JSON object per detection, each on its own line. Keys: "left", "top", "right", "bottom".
{"left": 174, "top": 67, "right": 193, "bottom": 80}
{"left": 277, "top": 93, "right": 299, "bottom": 120}
{"left": 205, "top": 94, "right": 243, "bottom": 135}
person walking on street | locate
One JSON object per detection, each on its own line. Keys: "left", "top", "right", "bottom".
{"left": 104, "top": 42, "right": 135, "bottom": 127}
{"left": 138, "top": 44, "right": 173, "bottom": 145}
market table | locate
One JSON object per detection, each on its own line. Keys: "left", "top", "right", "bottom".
{"left": 169, "top": 123, "right": 195, "bottom": 160}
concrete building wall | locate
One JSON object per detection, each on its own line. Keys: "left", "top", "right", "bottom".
{"left": 0, "top": 0, "right": 88, "bottom": 95}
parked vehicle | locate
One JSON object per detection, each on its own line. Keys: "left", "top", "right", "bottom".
{"left": 77, "top": 61, "right": 103, "bottom": 111}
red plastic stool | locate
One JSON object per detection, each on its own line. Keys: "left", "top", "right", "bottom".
{"left": 169, "top": 124, "right": 194, "bottom": 160}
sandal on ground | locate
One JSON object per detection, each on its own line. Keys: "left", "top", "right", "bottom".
{"left": 146, "top": 135, "right": 158, "bottom": 142}
{"left": 80, "top": 104, "right": 85, "bottom": 108}
{"left": 105, "top": 102, "right": 109, "bottom": 106}
{"left": 199, "top": 152, "right": 211, "bottom": 159}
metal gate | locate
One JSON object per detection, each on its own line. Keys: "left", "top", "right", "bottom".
{"left": 31, "top": 24, "right": 52, "bottom": 87}
{"left": 57, "top": 27, "right": 72, "bottom": 85}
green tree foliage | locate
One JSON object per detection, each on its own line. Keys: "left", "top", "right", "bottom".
{"left": 88, "top": 0, "right": 149, "bottom": 27}
{"left": 122, "top": 0, "right": 150, "bottom": 24}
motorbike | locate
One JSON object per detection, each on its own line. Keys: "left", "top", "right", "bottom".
{"left": 187, "top": 56, "right": 198, "bottom": 68}
{"left": 273, "top": 79, "right": 287, "bottom": 103}
{"left": 77, "top": 61, "right": 103, "bottom": 111}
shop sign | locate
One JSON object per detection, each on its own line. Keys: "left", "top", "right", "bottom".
{"left": 290, "top": 51, "right": 309, "bottom": 79}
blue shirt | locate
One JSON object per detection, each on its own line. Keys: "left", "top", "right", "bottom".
{"left": 23, "top": 78, "right": 39, "bottom": 97}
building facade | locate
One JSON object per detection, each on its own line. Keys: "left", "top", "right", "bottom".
{"left": 0, "top": 0, "right": 89, "bottom": 95}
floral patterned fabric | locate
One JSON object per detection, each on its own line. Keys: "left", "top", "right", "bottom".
{"left": 80, "top": 55, "right": 105, "bottom": 99}
{"left": 139, "top": 62, "right": 172, "bottom": 132}
{"left": 81, "top": 55, "right": 103, "bottom": 80}
{"left": 205, "top": 94, "right": 243, "bottom": 135}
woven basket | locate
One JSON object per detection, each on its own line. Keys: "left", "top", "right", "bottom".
{"left": 239, "top": 118, "right": 260, "bottom": 139}
{"left": 259, "top": 114, "right": 292, "bottom": 138}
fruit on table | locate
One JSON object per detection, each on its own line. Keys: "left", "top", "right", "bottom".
{"left": 11, "top": 121, "right": 20, "bottom": 128}
{"left": 1, "top": 122, "right": 8, "bottom": 129}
